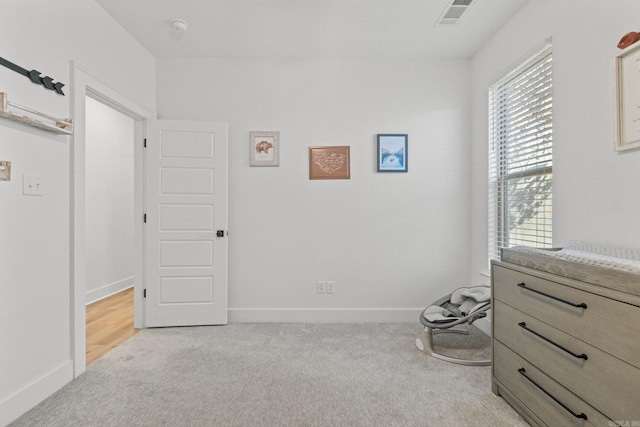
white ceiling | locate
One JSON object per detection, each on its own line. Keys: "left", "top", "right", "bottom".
{"left": 94, "top": 0, "right": 530, "bottom": 60}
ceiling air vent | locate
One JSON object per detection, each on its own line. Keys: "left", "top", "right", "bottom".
{"left": 436, "top": 0, "right": 475, "bottom": 26}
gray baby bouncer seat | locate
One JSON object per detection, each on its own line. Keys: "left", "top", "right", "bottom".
{"left": 415, "top": 286, "right": 491, "bottom": 366}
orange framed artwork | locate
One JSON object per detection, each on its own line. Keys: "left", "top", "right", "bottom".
{"left": 308, "top": 146, "right": 350, "bottom": 180}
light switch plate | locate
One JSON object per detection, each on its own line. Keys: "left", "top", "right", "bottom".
{"left": 0, "top": 161, "right": 11, "bottom": 181}
{"left": 23, "top": 174, "right": 43, "bottom": 196}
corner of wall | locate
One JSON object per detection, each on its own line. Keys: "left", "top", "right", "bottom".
{"left": 0, "top": 361, "right": 73, "bottom": 426}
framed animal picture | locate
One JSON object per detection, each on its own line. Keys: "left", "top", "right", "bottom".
{"left": 250, "top": 131, "right": 280, "bottom": 166}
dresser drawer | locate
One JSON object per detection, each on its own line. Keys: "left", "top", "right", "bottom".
{"left": 493, "top": 264, "right": 640, "bottom": 369}
{"left": 493, "top": 340, "right": 611, "bottom": 427}
{"left": 493, "top": 300, "right": 640, "bottom": 421}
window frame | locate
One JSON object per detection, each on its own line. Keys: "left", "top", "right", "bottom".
{"left": 488, "top": 44, "right": 553, "bottom": 263}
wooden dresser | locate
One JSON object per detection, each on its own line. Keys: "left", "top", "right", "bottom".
{"left": 491, "top": 254, "right": 640, "bottom": 427}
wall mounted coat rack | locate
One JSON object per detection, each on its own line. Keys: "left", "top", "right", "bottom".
{"left": 0, "top": 56, "right": 65, "bottom": 95}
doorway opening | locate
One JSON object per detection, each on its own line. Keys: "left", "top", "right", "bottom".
{"left": 84, "top": 96, "right": 137, "bottom": 365}
{"left": 71, "top": 64, "right": 154, "bottom": 377}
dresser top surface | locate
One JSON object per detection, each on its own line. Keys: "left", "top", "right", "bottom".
{"left": 497, "top": 243, "right": 640, "bottom": 297}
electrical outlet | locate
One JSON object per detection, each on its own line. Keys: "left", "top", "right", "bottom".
{"left": 317, "top": 281, "right": 326, "bottom": 294}
{"left": 326, "top": 281, "right": 335, "bottom": 294}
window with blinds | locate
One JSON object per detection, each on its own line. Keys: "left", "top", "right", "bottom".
{"left": 488, "top": 45, "right": 553, "bottom": 262}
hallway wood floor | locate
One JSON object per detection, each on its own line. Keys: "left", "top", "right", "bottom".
{"left": 86, "top": 287, "right": 138, "bottom": 366}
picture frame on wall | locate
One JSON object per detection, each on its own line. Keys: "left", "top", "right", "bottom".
{"left": 249, "top": 131, "right": 280, "bottom": 166}
{"left": 377, "top": 134, "right": 408, "bottom": 172}
{"left": 309, "top": 146, "right": 350, "bottom": 180}
{"left": 615, "top": 43, "right": 640, "bottom": 152}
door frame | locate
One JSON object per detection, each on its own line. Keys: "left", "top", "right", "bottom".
{"left": 70, "top": 63, "right": 154, "bottom": 377}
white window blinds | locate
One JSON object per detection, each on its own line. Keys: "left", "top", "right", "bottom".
{"left": 488, "top": 45, "right": 553, "bottom": 262}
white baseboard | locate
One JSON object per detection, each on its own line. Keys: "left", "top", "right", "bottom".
{"left": 85, "top": 276, "right": 134, "bottom": 305}
{"left": 0, "top": 360, "right": 73, "bottom": 426}
{"left": 228, "top": 308, "right": 423, "bottom": 323}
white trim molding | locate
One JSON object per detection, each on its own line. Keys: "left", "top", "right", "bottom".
{"left": 228, "top": 308, "right": 423, "bottom": 323}
{"left": 85, "top": 277, "right": 134, "bottom": 305}
{"left": 0, "top": 361, "right": 73, "bottom": 426}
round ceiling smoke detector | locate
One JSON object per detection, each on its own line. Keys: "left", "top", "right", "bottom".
{"left": 171, "top": 19, "right": 189, "bottom": 33}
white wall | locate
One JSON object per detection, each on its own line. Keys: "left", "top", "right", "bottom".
{"left": 157, "top": 58, "right": 472, "bottom": 321}
{"left": 85, "top": 97, "right": 135, "bottom": 303}
{"left": 0, "top": 1, "right": 155, "bottom": 424}
{"left": 469, "top": 0, "right": 640, "bottom": 281}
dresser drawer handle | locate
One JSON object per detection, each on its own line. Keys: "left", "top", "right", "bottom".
{"left": 517, "top": 367, "right": 588, "bottom": 420}
{"left": 518, "top": 322, "right": 588, "bottom": 360}
{"left": 517, "top": 282, "right": 587, "bottom": 309}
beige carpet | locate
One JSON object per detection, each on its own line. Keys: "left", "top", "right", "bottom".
{"left": 11, "top": 323, "right": 527, "bottom": 426}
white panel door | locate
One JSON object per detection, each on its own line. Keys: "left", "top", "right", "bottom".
{"left": 145, "top": 120, "right": 228, "bottom": 327}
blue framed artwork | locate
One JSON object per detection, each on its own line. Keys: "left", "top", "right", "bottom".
{"left": 377, "top": 134, "right": 408, "bottom": 172}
